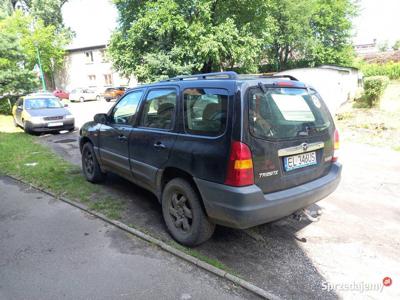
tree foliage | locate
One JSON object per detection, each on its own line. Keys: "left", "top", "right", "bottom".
{"left": 0, "top": 30, "right": 38, "bottom": 96}
{"left": 5, "top": 0, "right": 68, "bottom": 29}
{"left": 110, "top": 0, "right": 273, "bottom": 82}
{"left": 392, "top": 40, "right": 400, "bottom": 51}
{"left": 0, "top": 11, "right": 69, "bottom": 78}
{"left": 110, "top": 0, "right": 357, "bottom": 81}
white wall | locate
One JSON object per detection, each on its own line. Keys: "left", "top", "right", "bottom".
{"left": 277, "top": 67, "right": 362, "bottom": 115}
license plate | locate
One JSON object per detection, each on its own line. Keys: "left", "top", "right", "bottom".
{"left": 284, "top": 151, "right": 317, "bottom": 171}
{"left": 48, "top": 122, "right": 63, "bottom": 127}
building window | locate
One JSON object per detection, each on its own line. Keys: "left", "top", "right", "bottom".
{"left": 88, "top": 75, "right": 96, "bottom": 87}
{"left": 85, "top": 51, "right": 94, "bottom": 63}
{"left": 104, "top": 74, "right": 112, "bottom": 86}
{"left": 100, "top": 49, "right": 108, "bottom": 62}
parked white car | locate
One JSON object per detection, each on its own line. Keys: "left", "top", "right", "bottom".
{"left": 69, "top": 88, "right": 101, "bottom": 102}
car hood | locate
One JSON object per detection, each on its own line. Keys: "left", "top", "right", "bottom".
{"left": 27, "top": 108, "right": 70, "bottom": 117}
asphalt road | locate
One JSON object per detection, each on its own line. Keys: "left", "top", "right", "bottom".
{"left": 0, "top": 176, "right": 256, "bottom": 300}
{"left": 63, "top": 99, "right": 114, "bottom": 129}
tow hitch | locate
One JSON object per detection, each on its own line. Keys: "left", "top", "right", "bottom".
{"left": 293, "top": 207, "right": 322, "bottom": 222}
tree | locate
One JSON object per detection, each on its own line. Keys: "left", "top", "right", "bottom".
{"left": 7, "top": 0, "right": 68, "bottom": 29}
{"left": 0, "top": 10, "right": 69, "bottom": 89}
{"left": 109, "top": 0, "right": 268, "bottom": 82}
{"left": 378, "top": 40, "right": 389, "bottom": 52}
{"left": 0, "top": 31, "right": 37, "bottom": 95}
{"left": 392, "top": 40, "right": 400, "bottom": 51}
{"left": 266, "top": 0, "right": 316, "bottom": 71}
{"left": 110, "top": 0, "right": 358, "bottom": 81}
{"left": 307, "top": 0, "right": 357, "bottom": 67}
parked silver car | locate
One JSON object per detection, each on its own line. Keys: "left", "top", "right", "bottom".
{"left": 12, "top": 93, "right": 75, "bottom": 134}
{"left": 69, "top": 88, "right": 101, "bottom": 102}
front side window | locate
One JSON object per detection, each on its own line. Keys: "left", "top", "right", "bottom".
{"left": 110, "top": 91, "right": 143, "bottom": 124}
{"left": 140, "top": 89, "right": 177, "bottom": 130}
{"left": 183, "top": 88, "right": 228, "bottom": 136}
{"left": 249, "top": 87, "right": 332, "bottom": 140}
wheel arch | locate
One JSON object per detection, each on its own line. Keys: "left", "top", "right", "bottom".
{"left": 79, "top": 136, "right": 93, "bottom": 153}
{"left": 158, "top": 167, "right": 208, "bottom": 214}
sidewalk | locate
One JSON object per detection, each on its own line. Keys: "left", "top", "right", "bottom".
{"left": 0, "top": 176, "right": 254, "bottom": 300}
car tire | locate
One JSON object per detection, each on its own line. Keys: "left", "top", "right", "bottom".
{"left": 162, "top": 178, "right": 215, "bottom": 246}
{"left": 82, "top": 142, "right": 105, "bottom": 183}
{"left": 79, "top": 97, "right": 84, "bottom": 103}
{"left": 23, "top": 120, "right": 30, "bottom": 134}
{"left": 105, "top": 98, "right": 110, "bottom": 102}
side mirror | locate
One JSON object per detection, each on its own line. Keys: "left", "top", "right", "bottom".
{"left": 94, "top": 113, "right": 108, "bottom": 124}
{"left": 17, "top": 105, "right": 23, "bottom": 110}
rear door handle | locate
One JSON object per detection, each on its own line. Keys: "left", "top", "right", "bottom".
{"left": 153, "top": 142, "right": 166, "bottom": 149}
{"left": 117, "top": 135, "right": 128, "bottom": 142}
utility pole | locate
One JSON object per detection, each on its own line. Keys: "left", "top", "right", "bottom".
{"left": 35, "top": 45, "right": 47, "bottom": 91}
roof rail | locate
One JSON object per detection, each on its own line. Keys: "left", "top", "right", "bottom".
{"left": 259, "top": 74, "right": 299, "bottom": 81}
{"left": 162, "top": 71, "right": 238, "bottom": 82}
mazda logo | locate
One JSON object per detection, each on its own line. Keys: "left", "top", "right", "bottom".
{"left": 302, "top": 143, "right": 308, "bottom": 151}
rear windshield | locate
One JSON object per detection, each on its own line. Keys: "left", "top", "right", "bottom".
{"left": 249, "top": 87, "right": 332, "bottom": 140}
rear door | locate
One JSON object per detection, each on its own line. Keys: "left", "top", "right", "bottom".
{"left": 98, "top": 90, "right": 144, "bottom": 179}
{"left": 129, "top": 87, "right": 178, "bottom": 191}
{"left": 245, "top": 85, "right": 335, "bottom": 193}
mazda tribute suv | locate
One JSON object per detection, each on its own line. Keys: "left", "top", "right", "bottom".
{"left": 79, "top": 72, "right": 342, "bottom": 246}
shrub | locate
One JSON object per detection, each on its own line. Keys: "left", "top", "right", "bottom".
{"left": 0, "top": 98, "right": 12, "bottom": 115}
{"left": 0, "top": 96, "right": 19, "bottom": 115}
{"left": 358, "top": 62, "right": 400, "bottom": 80}
{"left": 361, "top": 76, "right": 389, "bottom": 107}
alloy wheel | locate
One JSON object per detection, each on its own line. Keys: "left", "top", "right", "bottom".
{"left": 84, "top": 149, "right": 94, "bottom": 175}
{"left": 168, "top": 192, "right": 193, "bottom": 232}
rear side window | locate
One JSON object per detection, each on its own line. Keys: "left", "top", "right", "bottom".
{"left": 249, "top": 87, "right": 331, "bottom": 140}
{"left": 140, "top": 89, "right": 177, "bottom": 130}
{"left": 183, "top": 88, "right": 228, "bottom": 136}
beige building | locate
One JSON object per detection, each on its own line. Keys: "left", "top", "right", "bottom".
{"left": 55, "top": 44, "right": 137, "bottom": 92}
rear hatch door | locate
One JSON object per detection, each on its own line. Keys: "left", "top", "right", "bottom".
{"left": 245, "top": 84, "right": 335, "bottom": 194}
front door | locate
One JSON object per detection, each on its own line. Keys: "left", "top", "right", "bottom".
{"left": 98, "top": 90, "right": 144, "bottom": 179}
{"left": 129, "top": 87, "right": 178, "bottom": 190}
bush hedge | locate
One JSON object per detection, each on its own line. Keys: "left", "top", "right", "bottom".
{"left": 359, "top": 62, "right": 400, "bottom": 80}
{"left": 0, "top": 98, "right": 12, "bottom": 115}
{"left": 0, "top": 97, "right": 19, "bottom": 115}
{"left": 361, "top": 76, "right": 389, "bottom": 107}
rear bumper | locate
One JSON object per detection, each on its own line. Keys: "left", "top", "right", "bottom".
{"left": 194, "top": 163, "right": 342, "bottom": 229}
{"left": 26, "top": 120, "right": 75, "bottom": 132}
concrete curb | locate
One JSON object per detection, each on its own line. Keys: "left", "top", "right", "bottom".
{"left": 6, "top": 175, "right": 281, "bottom": 300}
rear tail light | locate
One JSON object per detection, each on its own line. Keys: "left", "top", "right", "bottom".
{"left": 332, "top": 129, "right": 340, "bottom": 162}
{"left": 225, "top": 141, "right": 254, "bottom": 187}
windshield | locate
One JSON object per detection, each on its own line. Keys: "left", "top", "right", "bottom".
{"left": 249, "top": 87, "right": 332, "bottom": 140}
{"left": 25, "top": 98, "right": 63, "bottom": 110}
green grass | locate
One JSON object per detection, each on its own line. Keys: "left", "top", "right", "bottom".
{"left": 89, "top": 197, "right": 124, "bottom": 219}
{"left": 0, "top": 129, "right": 124, "bottom": 219}
{"left": 169, "top": 240, "right": 235, "bottom": 274}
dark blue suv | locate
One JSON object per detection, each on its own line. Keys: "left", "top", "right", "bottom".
{"left": 79, "top": 72, "right": 342, "bottom": 246}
